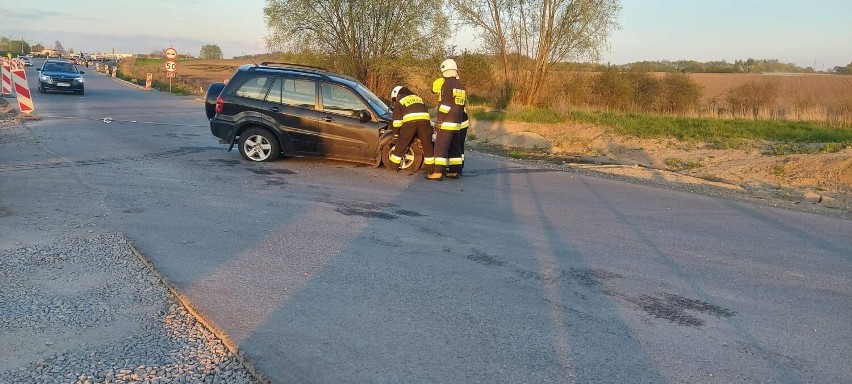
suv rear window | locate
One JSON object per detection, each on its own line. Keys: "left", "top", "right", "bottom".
{"left": 234, "top": 76, "right": 271, "bottom": 100}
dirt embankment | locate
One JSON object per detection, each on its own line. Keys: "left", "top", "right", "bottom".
{"left": 469, "top": 119, "right": 852, "bottom": 217}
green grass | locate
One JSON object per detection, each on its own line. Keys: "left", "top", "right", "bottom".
{"left": 472, "top": 107, "right": 852, "bottom": 145}
{"left": 567, "top": 110, "right": 852, "bottom": 144}
{"left": 764, "top": 142, "right": 849, "bottom": 156}
{"left": 471, "top": 107, "right": 565, "bottom": 124}
{"left": 507, "top": 149, "right": 526, "bottom": 159}
{"left": 134, "top": 58, "right": 164, "bottom": 66}
{"left": 116, "top": 70, "right": 192, "bottom": 95}
{"left": 664, "top": 158, "right": 702, "bottom": 171}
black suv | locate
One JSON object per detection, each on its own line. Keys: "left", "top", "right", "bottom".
{"left": 206, "top": 63, "right": 424, "bottom": 171}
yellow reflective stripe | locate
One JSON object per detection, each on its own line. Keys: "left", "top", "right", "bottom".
{"left": 392, "top": 120, "right": 403, "bottom": 128}
{"left": 434, "top": 157, "right": 448, "bottom": 165}
{"left": 439, "top": 122, "right": 461, "bottom": 130}
{"left": 423, "top": 157, "right": 435, "bottom": 165}
{"left": 389, "top": 153, "right": 402, "bottom": 164}
{"left": 438, "top": 104, "right": 451, "bottom": 113}
{"left": 449, "top": 157, "right": 463, "bottom": 165}
{"left": 399, "top": 95, "right": 423, "bottom": 107}
{"left": 460, "top": 119, "right": 469, "bottom": 129}
{"left": 402, "top": 112, "right": 430, "bottom": 122}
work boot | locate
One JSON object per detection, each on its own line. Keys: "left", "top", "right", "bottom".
{"left": 426, "top": 172, "right": 444, "bottom": 181}
{"left": 445, "top": 172, "right": 459, "bottom": 179}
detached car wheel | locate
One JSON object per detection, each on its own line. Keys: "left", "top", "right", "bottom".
{"left": 239, "top": 128, "right": 280, "bottom": 162}
{"left": 382, "top": 138, "right": 424, "bottom": 172}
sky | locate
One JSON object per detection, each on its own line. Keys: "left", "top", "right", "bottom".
{"left": 2, "top": 0, "right": 850, "bottom": 69}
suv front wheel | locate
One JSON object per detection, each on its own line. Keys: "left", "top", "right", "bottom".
{"left": 382, "top": 138, "right": 424, "bottom": 171}
{"left": 239, "top": 128, "right": 280, "bottom": 162}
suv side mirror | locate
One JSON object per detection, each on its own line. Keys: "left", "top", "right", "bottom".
{"left": 36, "top": 68, "right": 41, "bottom": 72}
{"left": 358, "top": 109, "right": 372, "bottom": 123}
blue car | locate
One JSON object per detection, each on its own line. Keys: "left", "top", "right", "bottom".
{"left": 37, "top": 59, "right": 85, "bottom": 95}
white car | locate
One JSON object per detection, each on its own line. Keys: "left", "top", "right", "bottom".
{"left": 18, "top": 56, "right": 33, "bottom": 67}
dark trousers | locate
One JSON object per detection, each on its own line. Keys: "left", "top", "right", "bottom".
{"left": 393, "top": 119, "right": 434, "bottom": 165}
{"left": 432, "top": 128, "right": 456, "bottom": 174}
{"left": 448, "top": 128, "right": 467, "bottom": 174}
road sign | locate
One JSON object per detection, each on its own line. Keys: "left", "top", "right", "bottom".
{"left": 164, "top": 47, "right": 177, "bottom": 60}
{"left": 166, "top": 72, "right": 176, "bottom": 78}
{"left": 164, "top": 61, "right": 177, "bottom": 72}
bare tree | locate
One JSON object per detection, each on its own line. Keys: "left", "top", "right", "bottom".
{"left": 452, "top": 0, "right": 620, "bottom": 106}
{"left": 450, "top": 0, "right": 512, "bottom": 96}
{"left": 264, "top": 0, "right": 447, "bottom": 89}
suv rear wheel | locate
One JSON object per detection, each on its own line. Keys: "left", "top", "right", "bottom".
{"left": 239, "top": 128, "right": 280, "bottom": 162}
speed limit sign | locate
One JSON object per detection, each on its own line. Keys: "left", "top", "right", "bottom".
{"left": 164, "top": 60, "right": 177, "bottom": 72}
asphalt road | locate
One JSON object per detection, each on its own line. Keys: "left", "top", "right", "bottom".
{"left": 2, "top": 60, "right": 850, "bottom": 383}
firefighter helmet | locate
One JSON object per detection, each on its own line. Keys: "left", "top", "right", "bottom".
{"left": 390, "top": 86, "right": 403, "bottom": 101}
{"left": 440, "top": 59, "right": 457, "bottom": 73}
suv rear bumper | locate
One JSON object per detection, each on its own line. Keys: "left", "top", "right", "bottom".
{"left": 210, "top": 117, "right": 232, "bottom": 142}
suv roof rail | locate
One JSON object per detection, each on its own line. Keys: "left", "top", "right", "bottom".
{"left": 259, "top": 62, "right": 327, "bottom": 71}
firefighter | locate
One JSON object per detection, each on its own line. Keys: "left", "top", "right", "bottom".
{"left": 431, "top": 77, "right": 469, "bottom": 178}
{"left": 389, "top": 85, "right": 434, "bottom": 171}
{"left": 427, "top": 59, "right": 466, "bottom": 181}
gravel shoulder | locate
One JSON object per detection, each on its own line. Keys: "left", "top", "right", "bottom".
{"left": 0, "top": 232, "right": 260, "bottom": 384}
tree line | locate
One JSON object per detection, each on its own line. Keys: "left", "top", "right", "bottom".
{"left": 263, "top": 0, "right": 622, "bottom": 107}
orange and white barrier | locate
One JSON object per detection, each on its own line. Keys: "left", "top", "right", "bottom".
{"left": 10, "top": 59, "right": 35, "bottom": 114}
{"left": 1, "top": 57, "right": 12, "bottom": 96}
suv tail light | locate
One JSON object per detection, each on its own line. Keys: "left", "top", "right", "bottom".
{"left": 215, "top": 96, "right": 224, "bottom": 115}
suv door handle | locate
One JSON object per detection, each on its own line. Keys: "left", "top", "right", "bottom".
{"left": 268, "top": 106, "right": 281, "bottom": 112}
{"left": 321, "top": 116, "right": 334, "bottom": 122}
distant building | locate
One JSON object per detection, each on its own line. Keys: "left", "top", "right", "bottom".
{"left": 35, "top": 49, "right": 57, "bottom": 57}
{"left": 90, "top": 53, "right": 134, "bottom": 60}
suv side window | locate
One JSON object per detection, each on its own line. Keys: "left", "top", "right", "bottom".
{"left": 234, "top": 76, "right": 271, "bottom": 100}
{"left": 321, "top": 83, "right": 366, "bottom": 116}
{"left": 268, "top": 78, "right": 316, "bottom": 108}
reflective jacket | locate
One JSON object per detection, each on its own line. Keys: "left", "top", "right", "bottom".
{"left": 391, "top": 87, "right": 430, "bottom": 129}
{"left": 432, "top": 78, "right": 469, "bottom": 129}
{"left": 435, "top": 76, "right": 466, "bottom": 130}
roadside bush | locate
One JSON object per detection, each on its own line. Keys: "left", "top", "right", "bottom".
{"left": 456, "top": 53, "right": 496, "bottom": 103}
{"left": 660, "top": 73, "right": 702, "bottom": 113}
{"left": 725, "top": 79, "right": 780, "bottom": 117}
{"left": 626, "top": 70, "right": 662, "bottom": 112}
{"left": 553, "top": 72, "right": 591, "bottom": 108}
{"left": 591, "top": 68, "right": 632, "bottom": 110}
